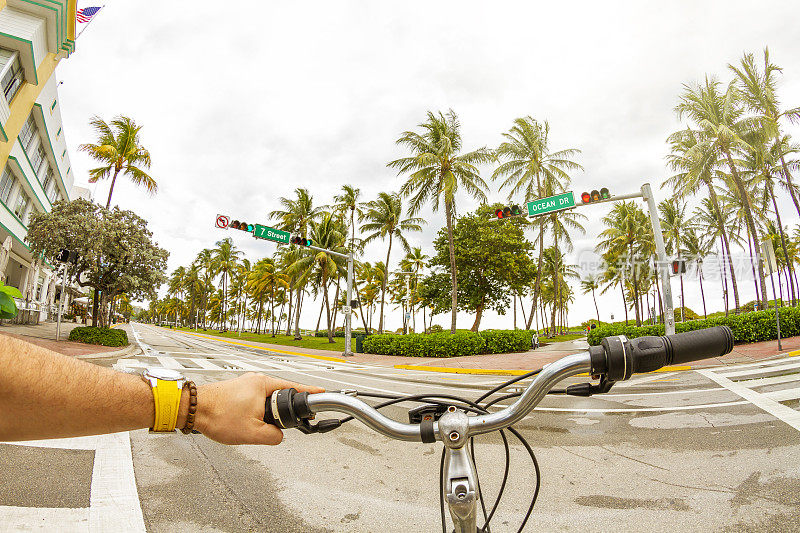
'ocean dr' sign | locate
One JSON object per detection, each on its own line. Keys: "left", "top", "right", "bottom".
{"left": 254, "top": 224, "right": 290, "bottom": 244}
{"left": 527, "top": 191, "right": 576, "bottom": 217}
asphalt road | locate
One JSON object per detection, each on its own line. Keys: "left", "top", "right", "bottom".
{"left": 2, "top": 323, "right": 800, "bottom": 532}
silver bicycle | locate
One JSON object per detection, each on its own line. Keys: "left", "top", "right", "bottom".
{"left": 265, "top": 326, "right": 734, "bottom": 532}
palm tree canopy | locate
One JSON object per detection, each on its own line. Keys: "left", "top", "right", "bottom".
{"left": 360, "top": 192, "right": 425, "bottom": 252}
{"left": 388, "top": 109, "right": 494, "bottom": 215}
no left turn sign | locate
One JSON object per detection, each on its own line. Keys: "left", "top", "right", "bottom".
{"left": 216, "top": 214, "right": 230, "bottom": 229}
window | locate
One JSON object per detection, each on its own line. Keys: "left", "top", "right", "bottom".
{"left": 0, "top": 50, "right": 24, "bottom": 103}
{"left": 42, "top": 169, "right": 57, "bottom": 203}
{"left": 31, "top": 144, "right": 46, "bottom": 174}
{"left": 13, "top": 190, "right": 29, "bottom": 221}
{"left": 19, "top": 116, "right": 36, "bottom": 151}
{"left": 0, "top": 167, "right": 14, "bottom": 204}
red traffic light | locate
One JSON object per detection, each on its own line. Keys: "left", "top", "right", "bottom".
{"left": 496, "top": 205, "right": 523, "bottom": 219}
{"left": 581, "top": 188, "right": 611, "bottom": 204}
{"left": 231, "top": 220, "right": 254, "bottom": 232}
{"left": 671, "top": 259, "right": 686, "bottom": 275}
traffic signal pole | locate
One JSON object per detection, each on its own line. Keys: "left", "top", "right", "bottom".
{"left": 641, "top": 183, "right": 676, "bottom": 336}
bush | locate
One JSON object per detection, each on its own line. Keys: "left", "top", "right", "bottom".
{"left": 587, "top": 307, "right": 800, "bottom": 346}
{"left": 363, "top": 329, "right": 535, "bottom": 357}
{"left": 69, "top": 326, "right": 129, "bottom": 347}
{"left": 315, "top": 330, "right": 346, "bottom": 338}
{"left": 428, "top": 325, "right": 444, "bottom": 333}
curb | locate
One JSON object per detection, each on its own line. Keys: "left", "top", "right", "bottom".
{"left": 76, "top": 344, "right": 142, "bottom": 360}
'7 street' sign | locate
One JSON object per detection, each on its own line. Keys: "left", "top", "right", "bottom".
{"left": 254, "top": 224, "right": 290, "bottom": 244}
{"left": 527, "top": 191, "right": 576, "bottom": 217}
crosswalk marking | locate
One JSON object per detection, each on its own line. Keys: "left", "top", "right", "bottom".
{"left": 189, "top": 358, "right": 224, "bottom": 370}
{"left": 719, "top": 360, "right": 800, "bottom": 379}
{"left": 697, "top": 368, "right": 800, "bottom": 433}
{"left": 155, "top": 355, "right": 184, "bottom": 369}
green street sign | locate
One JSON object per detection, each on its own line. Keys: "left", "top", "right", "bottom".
{"left": 254, "top": 224, "right": 290, "bottom": 244}
{"left": 527, "top": 191, "right": 576, "bottom": 217}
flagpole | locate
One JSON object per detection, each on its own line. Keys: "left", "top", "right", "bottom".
{"left": 76, "top": 4, "right": 106, "bottom": 39}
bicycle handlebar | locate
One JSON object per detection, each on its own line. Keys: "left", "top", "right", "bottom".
{"left": 265, "top": 326, "right": 734, "bottom": 442}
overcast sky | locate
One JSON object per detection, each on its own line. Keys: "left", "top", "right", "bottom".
{"left": 57, "top": 1, "right": 800, "bottom": 330}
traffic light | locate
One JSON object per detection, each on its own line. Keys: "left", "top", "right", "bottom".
{"left": 495, "top": 204, "right": 523, "bottom": 219}
{"left": 55, "top": 249, "right": 78, "bottom": 265}
{"left": 291, "top": 235, "right": 313, "bottom": 246}
{"left": 580, "top": 187, "right": 610, "bottom": 204}
{"left": 671, "top": 259, "right": 687, "bottom": 275}
{"left": 230, "top": 220, "right": 255, "bottom": 232}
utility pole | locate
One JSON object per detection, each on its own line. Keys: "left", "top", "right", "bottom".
{"left": 641, "top": 183, "right": 675, "bottom": 335}
{"left": 55, "top": 263, "right": 68, "bottom": 341}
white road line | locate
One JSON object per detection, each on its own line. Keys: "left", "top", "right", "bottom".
{"left": 712, "top": 355, "right": 800, "bottom": 373}
{"left": 189, "top": 358, "right": 225, "bottom": 371}
{"left": 716, "top": 360, "right": 800, "bottom": 378}
{"left": 155, "top": 355, "right": 184, "bottom": 370}
{"left": 697, "top": 368, "right": 800, "bottom": 432}
{"left": 2, "top": 432, "right": 146, "bottom": 532}
{"left": 738, "top": 373, "right": 800, "bottom": 388}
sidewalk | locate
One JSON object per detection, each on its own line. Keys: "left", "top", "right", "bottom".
{"left": 176, "top": 329, "right": 800, "bottom": 375}
{"left": 0, "top": 321, "right": 136, "bottom": 358}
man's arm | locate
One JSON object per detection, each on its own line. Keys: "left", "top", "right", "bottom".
{"left": 0, "top": 335, "right": 322, "bottom": 444}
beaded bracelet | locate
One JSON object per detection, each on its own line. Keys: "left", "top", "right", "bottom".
{"left": 180, "top": 381, "right": 198, "bottom": 434}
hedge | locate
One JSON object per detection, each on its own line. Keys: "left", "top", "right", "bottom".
{"left": 587, "top": 307, "right": 800, "bottom": 346}
{"left": 69, "top": 326, "right": 129, "bottom": 347}
{"left": 363, "top": 329, "right": 534, "bottom": 358}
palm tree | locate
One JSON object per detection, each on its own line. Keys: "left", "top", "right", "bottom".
{"left": 389, "top": 109, "right": 493, "bottom": 333}
{"left": 675, "top": 77, "right": 768, "bottom": 307}
{"left": 683, "top": 227, "right": 712, "bottom": 318}
{"left": 211, "top": 238, "right": 241, "bottom": 331}
{"left": 580, "top": 274, "right": 601, "bottom": 323}
{"left": 360, "top": 192, "right": 424, "bottom": 333}
{"left": 79, "top": 115, "right": 156, "bottom": 209}
{"left": 194, "top": 248, "right": 215, "bottom": 328}
{"left": 402, "top": 247, "right": 428, "bottom": 332}
{"left": 248, "top": 258, "right": 288, "bottom": 336}
{"left": 597, "top": 202, "right": 651, "bottom": 326}
{"left": 492, "top": 117, "right": 583, "bottom": 330}
{"left": 332, "top": 185, "right": 365, "bottom": 251}
{"left": 665, "top": 127, "right": 741, "bottom": 311}
{"left": 729, "top": 48, "right": 800, "bottom": 218}
{"left": 290, "top": 213, "right": 347, "bottom": 342}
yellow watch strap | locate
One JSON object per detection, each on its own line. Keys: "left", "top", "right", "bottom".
{"left": 152, "top": 378, "right": 182, "bottom": 432}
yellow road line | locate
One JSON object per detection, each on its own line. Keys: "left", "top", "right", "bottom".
{"left": 395, "top": 364, "right": 693, "bottom": 376}
{"left": 173, "top": 329, "right": 351, "bottom": 364}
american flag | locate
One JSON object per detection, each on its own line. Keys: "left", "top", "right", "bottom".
{"left": 76, "top": 6, "right": 101, "bottom": 23}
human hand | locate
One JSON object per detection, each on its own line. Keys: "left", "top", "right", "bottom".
{"left": 189, "top": 373, "right": 324, "bottom": 445}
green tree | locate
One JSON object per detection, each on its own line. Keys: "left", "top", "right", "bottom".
{"left": 78, "top": 115, "right": 156, "bottom": 209}
{"left": 659, "top": 198, "right": 688, "bottom": 321}
{"left": 389, "top": 109, "right": 494, "bottom": 333}
{"left": 27, "top": 200, "right": 169, "bottom": 327}
{"left": 211, "top": 237, "right": 241, "bottom": 331}
{"left": 580, "top": 274, "right": 601, "bottom": 323}
{"left": 360, "top": 192, "right": 424, "bottom": 333}
{"left": 427, "top": 204, "right": 535, "bottom": 331}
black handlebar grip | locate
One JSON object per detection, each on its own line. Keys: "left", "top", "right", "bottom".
{"left": 662, "top": 326, "right": 734, "bottom": 366}
{"left": 596, "top": 326, "right": 735, "bottom": 380}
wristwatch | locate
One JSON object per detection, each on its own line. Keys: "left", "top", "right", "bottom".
{"left": 142, "top": 367, "right": 185, "bottom": 432}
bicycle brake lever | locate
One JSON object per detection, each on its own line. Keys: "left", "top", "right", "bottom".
{"left": 296, "top": 418, "right": 343, "bottom": 434}
{"left": 565, "top": 375, "right": 615, "bottom": 397}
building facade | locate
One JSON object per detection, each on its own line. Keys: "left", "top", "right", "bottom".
{"left": 0, "top": 0, "right": 78, "bottom": 323}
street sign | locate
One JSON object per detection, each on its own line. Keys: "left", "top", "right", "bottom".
{"left": 254, "top": 224, "right": 290, "bottom": 244}
{"left": 215, "top": 214, "right": 230, "bottom": 229}
{"left": 527, "top": 191, "right": 575, "bottom": 217}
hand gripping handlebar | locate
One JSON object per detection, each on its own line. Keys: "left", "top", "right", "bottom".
{"left": 265, "top": 326, "right": 735, "bottom": 441}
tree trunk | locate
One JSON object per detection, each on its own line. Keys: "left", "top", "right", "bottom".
{"left": 293, "top": 287, "right": 302, "bottom": 340}
{"left": 255, "top": 300, "right": 263, "bottom": 334}
{"left": 379, "top": 234, "right": 393, "bottom": 333}
{"left": 621, "top": 283, "right": 628, "bottom": 325}
{"left": 706, "top": 181, "right": 740, "bottom": 311}
{"left": 470, "top": 296, "right": 485, "bottom": 332}
{"left": 527, "top": 226, "right": 544, "bottom": 330}
{"left": 445, "top": 200, "right": 458, "bottom": 334}
{"left": 629, "top": 244, "right": 641, "bottom": 326}
{"left": 778, "top": 149, "right": 800, "bottom": 219}
{"left": 285, "top": 286, "right": 293, "bottom": 335}
{"left": 592, "top": 288, "right": 600, "bottom": 322}
{"left": 698, "top": 264, "right": 707, "bottom": 318}
{"left": 324, "top": 278, "right": 334, "bottom": 343}
{"left": 724, "top": 151, "right": 768, "bottom": 307}
{"left": 745, "top": 229, "right": 760, "bottom": 305}
{"left": 315, "top": 291, "right": 325, "bottom": 334}
{"left": 769, "top": 182, "right": 796, "bottom": 305}
{"left": 105, "top": 167, "right": 122, "bottom": 209}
